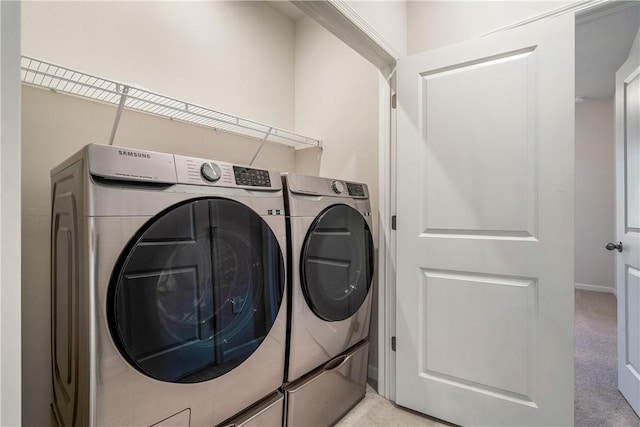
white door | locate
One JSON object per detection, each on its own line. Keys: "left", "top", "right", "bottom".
{"left": 395, "top": 14, "right": 575, "bottom": 426}
{"left": 616, "top": 28, "right": 640, "bottom": 416}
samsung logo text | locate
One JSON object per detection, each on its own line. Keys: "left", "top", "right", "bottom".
{"left": 118, "top": 150, "right": 151, "bottom": 159}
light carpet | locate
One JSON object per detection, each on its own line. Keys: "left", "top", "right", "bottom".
{"left": 575, "top": 289, "right": 639, "bottom": 427}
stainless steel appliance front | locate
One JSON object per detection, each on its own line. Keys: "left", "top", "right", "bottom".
{"left": 51, "top": 144, "right": 288, "bottom": 426}
{"left": 284, "top": 341, "right": 369, "bottom": 427}
{"left": 283, "top": 173, "right": 374, "bottom": 383}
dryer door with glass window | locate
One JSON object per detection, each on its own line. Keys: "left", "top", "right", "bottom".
{"left": 300, "top": 204, "right": 374, "bottom": 322}
{"left": 107, "top": 197, "right": 285, "bottom": 383}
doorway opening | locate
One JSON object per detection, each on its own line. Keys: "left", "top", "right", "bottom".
{"left": 574, "top": 3, "right": 640, "bottom": 424}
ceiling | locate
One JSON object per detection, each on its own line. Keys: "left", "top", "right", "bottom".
{"left": 576, "top": 1, "right": 640, "bottom": 99}
{"left": 266, "top": 0, "right": 637, "bottom": 100}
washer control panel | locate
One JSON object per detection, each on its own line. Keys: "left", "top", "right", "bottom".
{"left": 86, "top": 145, "right": 282, "bottom": 190}
{"left": 174, "top": 154, "right": 281, "bottom": 190}
{"left": 233, "top": 166, "right": 271, "bottom": 187}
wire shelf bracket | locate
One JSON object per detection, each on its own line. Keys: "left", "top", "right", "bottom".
{"left": 21, "top": 56, "right": 323, "bottom": 150}
{"left": 109, "top": 84, "right": 129, "bottom": 146}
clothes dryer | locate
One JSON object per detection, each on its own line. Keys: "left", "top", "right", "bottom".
{"left": 50, "top": 144, "right": 287, "bottom": 427}
{"left": 282, "top": 174, "right": 374, "bottom": 426}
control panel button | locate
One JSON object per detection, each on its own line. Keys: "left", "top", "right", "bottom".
{"left": 332, "top": 180, "right": 345, "bottom": 194}
{"left": 201, "top": 162, "right": 222, "bottom": 182}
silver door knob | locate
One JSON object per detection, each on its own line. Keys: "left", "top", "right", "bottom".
{"left": 605, "top": 242, "right": 623, "bottom": 252}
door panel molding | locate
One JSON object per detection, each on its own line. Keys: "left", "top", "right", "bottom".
{"left": 396, "top": 13, "right": 574, "bottom": 426}
{"left": 419, "top": 268, "right": 538, "bottom": 404}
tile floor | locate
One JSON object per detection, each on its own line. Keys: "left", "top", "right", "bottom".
{"left": 335, "top": 384, "right": 450, "bottom": 427}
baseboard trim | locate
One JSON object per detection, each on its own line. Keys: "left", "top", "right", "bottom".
{"left": 575, "top": 282, "right": 617, "bottom": 297}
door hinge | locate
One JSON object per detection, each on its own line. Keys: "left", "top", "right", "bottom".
{"left": 391, "top": 215, "right": 397, "bottom": 230}
{"left": 391, "top": 93, "right": 397, "bottom": 109}
{"left": 391, "top": 336, "right": 396, "bottom": 352}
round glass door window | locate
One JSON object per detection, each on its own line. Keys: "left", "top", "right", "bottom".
{"left": 107, "top": 198, "right": 285, "bottom": 383}
{"left": 300, "top": 204, "right": 374, "bottom": 321}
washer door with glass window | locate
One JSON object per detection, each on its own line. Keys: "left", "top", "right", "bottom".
{"left": 300, "top": 204, "right": 374, "bottom": 322}
{"left": 107, "top": 198, "right": 285, "bottom": 384}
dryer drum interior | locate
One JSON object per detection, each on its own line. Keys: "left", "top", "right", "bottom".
{"left": 107, "top": 197, "right": 285, "bottom": 384}
{"left": 300, "top": 204, "right": 374, "bottom": 322}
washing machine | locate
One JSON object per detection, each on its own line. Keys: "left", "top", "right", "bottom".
{"left": 50, "top": 144, "right": 287, "bottom": 427}
{"left": 282, "top": 173, "right": 374, "bottom": 426}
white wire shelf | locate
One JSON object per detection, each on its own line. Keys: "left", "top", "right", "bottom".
{"left": 21, "top": 56, "right": 322, "bottom": 149}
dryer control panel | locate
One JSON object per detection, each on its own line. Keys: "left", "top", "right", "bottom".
{"left": 285, "top": 173, "right": 369, "bottom": 199}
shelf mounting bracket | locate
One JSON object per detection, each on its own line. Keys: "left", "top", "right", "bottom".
{"left": 249, "top": 127, "right": 274, "bottom": 166}
{"left": 109, "top": 84, "right": 130, "bottom": 146}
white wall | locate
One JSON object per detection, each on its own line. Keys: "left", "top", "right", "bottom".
{"left": 22, "top": 1, "right": 295, "bottom": 130}
{"left": 0, "top": 2, "right": 21, "bottom": 425}
{"left": 294, "top": 15, "right": 379, "bottom": 238}
{"left": 575, "top": 98, "right": 616, "bottom": 291}
{"left": 294, "top": 15, "right": 380, "bottom": 377}
{"left": 407, "top": 1, "right": 571, "bottom": 54}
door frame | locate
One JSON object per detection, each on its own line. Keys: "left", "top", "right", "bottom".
{"left": 0, "top": 1, "right": 22, "bottom": 424}
{"left": 297, "top": 0, "right": 627, "bottom": 403}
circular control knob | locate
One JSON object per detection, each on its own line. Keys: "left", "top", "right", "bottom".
{"left": 201, "top": 162, "right": 222, "bottom": 182}
{"left": 332, "top": 180, "right": 344, "bottom": 194}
